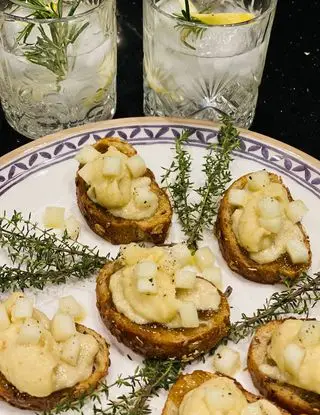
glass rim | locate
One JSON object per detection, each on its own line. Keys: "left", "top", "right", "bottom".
{"left": 150, "top": 0, "right": 277, "bottom": 28}
{"left": 0, "top": 0, "right": 108, "bottom": 24}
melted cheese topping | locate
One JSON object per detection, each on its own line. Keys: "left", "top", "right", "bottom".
{"left": 109, "top": 245, "right": 221, "bottom": 327}
{"left": 0, "top": 311, "right": 99, "bottom": 398}
{"left": 266, "top": 319, "right": 320, "bottom": 394}
{"left": 179, "top": 377, "right": 281, "bottom": 415}
{"left": 232, "top": 182, "right": 304, "bottom": 264}
{"left": 82, "top": 146, "right": 158, "bottom": 220}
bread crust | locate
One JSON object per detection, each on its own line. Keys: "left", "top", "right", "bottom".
{"left": 76, "top": 137, "right": 172, "bottom": 245}
{"left": 162, "top": 370, "right": 291, "bottom": 415}
{"left": 248, "top": 320, "right": 320, "bottom": 415}
{"left": 0, "top": 324, "right": 110, "bottom": 411}
{"left": 215, "top": 172, "right": 311, "bottom": 284}
{"left": 96, "top": 260, "right": 230, "bottom": 360}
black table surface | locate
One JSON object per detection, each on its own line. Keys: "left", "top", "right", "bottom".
{"left": 1, "top": 0, "right": 319, "bottom": 159}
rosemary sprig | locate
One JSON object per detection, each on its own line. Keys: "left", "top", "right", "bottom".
{"left": 229, "top": 272, "right": 320, "bottom": 343}
{"left": 162, "top": 117, "right": 240, "bottom": 250}
{"left": 10, "top": 0, "right": 88, "bottom": 80}
{"left": 173, "top": 0, "right": 206, "bottom": 50}
{"left": 0, "top": 211, "right": 109, "bottom": 291}
{"left": 42, "top": 358, "right": 183, "bottom": 415}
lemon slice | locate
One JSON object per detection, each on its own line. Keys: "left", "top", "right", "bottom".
{"left": 179, "top": 0, "right": 198, "bottom": 13}
{"left": 191, "top": 12, "right": 254, "bottom": 25}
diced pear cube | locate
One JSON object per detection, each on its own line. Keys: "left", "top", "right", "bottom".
{"left": 61, "top": 335, "right": 81, "bottom": 366}
{"left": 259, "top": 364, "right": 286, "bottom": 382}
{"left": 283, "top": 343, "right": 305, "bottom": 376}
{"left": 78, "top": 158, "right": 103, "bottom": 185}
{"left": 17, "top": 319, "right": 42, "bottom": 345}
{"left": 257, "top": 197, "right": 281, "bottom": 219}
{"left": 11, "top": 297, "right": 33, "bottom": 321}
{"left": 51, "top": 313, "right": 76, "bottom": 342}
{"left": 134, "top": 188, "right": 157, "bottom": 209}
{"left": 241, "top": 401, "right": 263, "bottom": 415}
{"left": 0, "top": 304, "right": 10, "bottom": 331}
{"left": 259, "top": 217, "right": 282, "bottom": 233}
{"left": 127, "top": 155, "right": 146, "bottom": 178}
{"left": 64, "top": 215, "right": 81, "bottom": 240}
{"left": 135, "top": 260, "right": 157, "bottom": 279}
{"left": 103, "top": 156, "right": 122, "bottom": 177}
{"left": 286, "top": 240, "right": 309, "bottom": 264}
{"left": 171, "top": 243, "right": 192, "bottom": 266}
{"left": 298, "top": 321, "right": 320, "bottom": 347}
{"left": 213, "top": 345, "right": 241, "bottom": 376}
{"left": 286, "top": 200, "right": 308, "bottom": 223}
{"left": 202, "top": 267, "right": 222, "bottom": 289}
{"left": 59, "top": 296, "right": 84, "bottom": 321}
{"left": 205, "top": 386, "right": 235, "bottom": 411}
{"left": 247, "top": 170, "right": 270, "bottom": 191}
{"left": 194, "top": 246, "right": 215, "bottom": 270}
{"left": 178, "top": 301, "right": 199, "bottom": 328}
{"left": 175, "top": 268, "right": 197, "bottom": 289}
{"left": 228, "top": 189, "right": 248, "bottom": 207}
{"left": 134, "top": 177, "right": 151, "bottom": 188}
{"left": 75, "top": 145, "right": 101, "bottom": 165}
{"left": 4, "top": 292, "right": 24, "bottom": 316}
{"left": 137, "top": 277, "right": 158, "bottom": 294}
{"left": 43, "top": 206, "right": 65, "bottom": 229}
{"left": 32, "top": 308, "right": 51, "bottom": 330}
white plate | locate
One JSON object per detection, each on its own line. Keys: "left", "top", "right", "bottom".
{"left": 1, "top": 117, "right": 320, "bottom": 414}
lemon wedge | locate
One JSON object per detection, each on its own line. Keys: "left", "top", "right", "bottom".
{"left": 191, "top": 12, "right": 255, "bottom": 25}
{"left": 178, "top": 0, "right": 198, "bottom": 13}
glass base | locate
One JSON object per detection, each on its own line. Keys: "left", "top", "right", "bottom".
{"left": 143, "top": 86, "right": 257, "bottom": 129}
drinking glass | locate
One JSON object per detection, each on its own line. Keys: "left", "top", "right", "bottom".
{"left": 0, "top": 0, "right": 116, "bottom": 139}
{"left": 143, "top": 0, "right": 277, "bottom": 127}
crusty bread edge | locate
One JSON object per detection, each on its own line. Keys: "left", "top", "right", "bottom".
{"left": 162, "top": 370, "right": 291, "bottom": 415}
{"left": 0, "top": 324, "right": 110, "bottom": 411}
{"left": 247, "top": 320, "right": 320, "bottom": 415}
{"left": 215, "top": 172, "right": 311, "bottom": 284}
{"left": 96, "top": 259, "right": 230, "bottom": 360}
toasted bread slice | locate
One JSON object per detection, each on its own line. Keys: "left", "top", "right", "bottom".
{"left": 248, "top": 320, "right": 320, "bottom": 415}
{"left": 0, "top": 324, "right": 109, "bottom": 411}
{"left": 215, "top": 172, "right": 311, "bottom": 284}
{"left": 162, "top": 370, "right": 291, "bottom": 415}
{"left": 96, "top": 259, "right": 230, "bottom": 360}
{"left": 76, "top": 137, "right": 172, "bottom": 245}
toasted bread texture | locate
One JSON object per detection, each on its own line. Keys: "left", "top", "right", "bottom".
{"left": 248, "top": 320, "right": 320, "bottom": 415}
{"left": 76, "top": 137, "right": 172, "bottom": 245}
{"left": 0, "top": 324, "right": 110, "bottom": 411}
{"left": 96, "top": 260, "right": 230, "bottom": 360}
{"left": 215, "top": 172, "right": 311, "bottom": 284}
{"left": 162, "top": 370, "right": 291, "bottom": 415}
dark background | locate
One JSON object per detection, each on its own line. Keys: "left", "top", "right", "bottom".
{"left": 1, "top": 0, "right": 319, "bottom": 158}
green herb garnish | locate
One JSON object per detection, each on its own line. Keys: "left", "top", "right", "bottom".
{"left": 162, "top": 116, "right": 240, "bottom": 250}
{"left": 10, "top": 0, "right": 89, "bottom": 81}
{"left": 173, "top": 0, "right": 207, "bottom": 50}
{"left": 42, "top": 358, "right": 183, "bottom": 415}
{"left": 0, "top": 211, "right": 109, "bottom": 291}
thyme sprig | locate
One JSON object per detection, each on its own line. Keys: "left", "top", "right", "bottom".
{"left": 173, "top": 0, "right": 207, "bottom": 50}
{"left": 162, "top": 117, "right": 240, "bottom": 250}
{"left": 0, "top": 211, "right": 109, "bottom": 291}
{"left": 229, "top": 272, "right": 320, "bottom": 343}
{"left": 42, "top": 358, "right": 183, "bottom": 415}
{"left": 10, "top": 0, "right": 88, "bottom": 80}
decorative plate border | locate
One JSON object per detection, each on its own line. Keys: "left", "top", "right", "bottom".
{"left": 1, "top": 120, "right": 320, "bottom": 198}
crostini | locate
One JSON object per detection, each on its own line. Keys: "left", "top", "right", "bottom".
{"left": 216, "top": 170, "right": 311, "bottom": 284}
{"left": 96, "top": 243, "right": 230, "bottom": 360}
{"left": 0, "top": 293, "right": 109, "bottom": 411}
{"left": 248, "top": 319, "right": 320, "bottom": 415}
{"left": 75, "top": 137, "right": 172, "bottom": 245}
{"left": 162, "top": 370, "right": 290, "bottom": 415}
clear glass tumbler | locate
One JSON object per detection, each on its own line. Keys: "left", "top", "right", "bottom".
{"left": 143, "top": 0, "right": 277, "bottom": 127}
{"left": 0, "top": 0, "right": 116, "bottom": 139}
